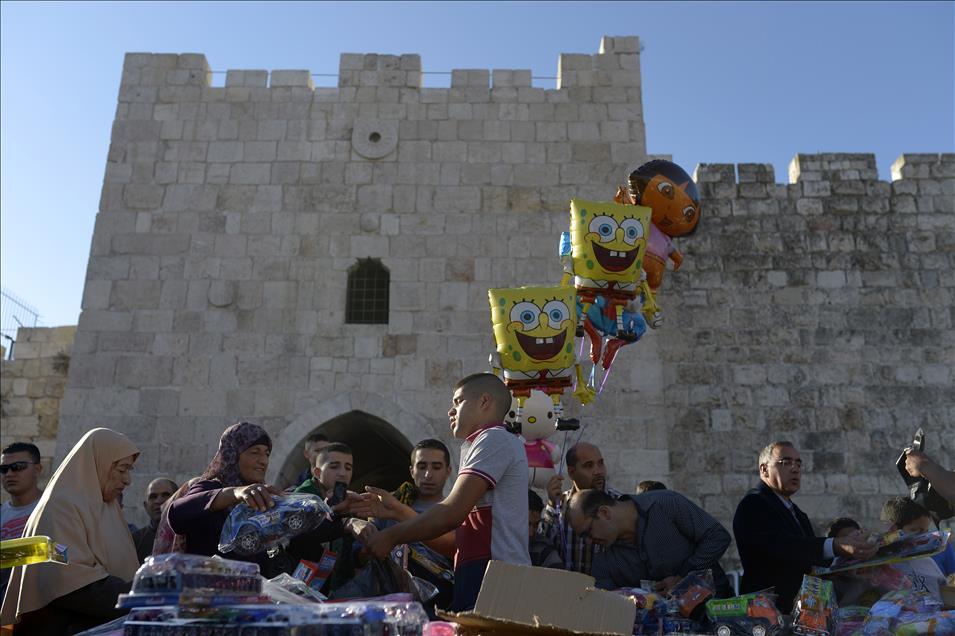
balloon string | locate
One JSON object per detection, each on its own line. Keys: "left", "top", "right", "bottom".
{"left": 597, "top": 360, "right": 613, "bottom": 395}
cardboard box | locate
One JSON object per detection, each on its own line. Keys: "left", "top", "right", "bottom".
{"left": 439, "top": 561, "right": 636, "bottom": 636}
{"left": 942, "top": 584, "right": 955, "bottom": 610}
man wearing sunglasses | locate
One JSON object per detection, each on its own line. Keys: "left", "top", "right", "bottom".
{"left": 1, "top": 442, "right": 44, "bottom": 598}
{"left": 733, "top": 440, "right": 877, "bottom": 613}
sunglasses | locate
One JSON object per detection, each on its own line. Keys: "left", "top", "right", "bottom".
{"left": 0, "top": 461, "right": 37, "bottom": 475}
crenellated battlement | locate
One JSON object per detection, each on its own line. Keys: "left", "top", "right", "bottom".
{"left": 694, "top": 153, "right": 954, "bottom": 189}
{"left": 119, "top": 35, "right": 643, "bottom": 110}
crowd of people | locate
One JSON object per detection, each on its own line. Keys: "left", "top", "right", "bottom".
{"left": 0, "top": 372, "right": 953, "bottom": 634}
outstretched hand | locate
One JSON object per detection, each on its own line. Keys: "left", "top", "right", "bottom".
{"left": 833, "top": 535, "right": 878, "bottom": 561}
{"left": 351, "top": 486, "right": 405, "bottom": 521}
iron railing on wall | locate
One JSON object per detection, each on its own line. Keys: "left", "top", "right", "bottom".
{"left": 1, "top": 288, "right": 40, "bottom": 360}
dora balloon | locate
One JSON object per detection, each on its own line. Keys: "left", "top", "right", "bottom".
{"left": 623, "top": 159, "right": 701, "bottom": 293}
{"left": 488, "top": 286, "right": 594, "bottom": 426}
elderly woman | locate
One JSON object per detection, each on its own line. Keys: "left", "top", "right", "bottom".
{"left": 157, "top": 422, "right": 283, "bottom": 564}
{"left": 1, "top": 428, "right": 140, "bottom": 634}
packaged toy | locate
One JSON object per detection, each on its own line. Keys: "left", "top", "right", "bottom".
{"left": 219, "top": 493, "right": 333, "bottom": 557}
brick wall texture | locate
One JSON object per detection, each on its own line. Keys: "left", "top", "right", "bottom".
{"left": 54, "top": 36, "right": 954, "bottom": 551}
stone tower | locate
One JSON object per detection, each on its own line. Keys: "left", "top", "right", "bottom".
{"left": 59, "top": 36, "right": 954, "bottom": 549}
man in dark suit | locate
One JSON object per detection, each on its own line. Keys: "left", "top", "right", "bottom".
{"left": 733, "top": 441, "right": 876, "bottom": 613}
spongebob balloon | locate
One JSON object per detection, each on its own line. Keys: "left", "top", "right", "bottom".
{"left": 507, "top": 390, "right": 561, "bottom": 489}
{"left": 488, "top": 286, "right": 594, "bottom": 425}
{"left": 561, "top": 198, "right": 654, "bottom": 372}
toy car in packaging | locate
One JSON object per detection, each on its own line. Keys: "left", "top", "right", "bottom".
{"left": 668, "top": 569, "right": 716, "bottom": 619}
{"left": 219, "top": 493, "right": 334, "bottom": 557}
{"left": 792, "top": 575, "right": 836, "bottom": 636}
{"left": 706, "top": 591, "right": 784, "bottom": 636}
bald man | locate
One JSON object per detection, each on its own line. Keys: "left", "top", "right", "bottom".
{"left": 539, "top": 442, "right": 621, "bottom": 574}
{"left": 132, "top": 477, "right": 178, "bottom": 562}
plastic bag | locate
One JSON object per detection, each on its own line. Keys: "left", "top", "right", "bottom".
{"left": 329, "top": 558, "right": 415, "bottom": 600}
{"left": 218, "top": 493, "right": 333, "bottom": 557}
{"left": 264, "top": 572, "right": 327, "bottom": 603}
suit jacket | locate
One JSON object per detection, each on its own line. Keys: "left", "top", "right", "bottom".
{"left": 733, "top": 481, "right": 829, "bottom": 613}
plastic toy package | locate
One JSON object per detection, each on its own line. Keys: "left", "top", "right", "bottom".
{"left": 611, "top": 587, "right": 667, "bottom": 634}
{"left": 705, "top": 590, "right": 784, "bottom": 636}
{"left": 861, "top": 589, "right": 955, "bottom": 636}
{"left": 813, "top": 529, "right": 950, "bottom": 576}
{"left": 264, "top": 573, "right": 327, "bottom": 604}
{"left": 128, "top": 554, "right": 262, "bottom": 597}
{"left": 826, "top": 563, "right": 912, "bottom": 608}
{"left": 792, "top": 575, "right": 836, "bottom": 636}
{"left": 219, "top": 494, "right": 334, "bottom": 557}
{"left": 120, "top": 601, "right": 430, "bottom": 636}
{"left": 0, "top": 535, "right": 68, "bottom": 569}
{"left": 668, "top": 569, "right": 715, "bottom": 619}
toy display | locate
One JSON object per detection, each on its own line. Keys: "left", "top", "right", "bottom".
{"left": 488, "top": 285, "right": 594, "bottom": 424}
{"left": 219, "top": 494, "right": 334, "bottom": 557}
{"left": 813, "top": 530, "right": 950, "bottom": 576}
{"left": 706, "top": 592, "right": 784, "bottom": 636}
{"left": 792, "top": 575, "right": 836, "bottom": 636}
{"left": 0, "top": 535, "right": 68, "bottom": 569}
{"left": 121, "top": 601, "right": 430, "bottom": 636}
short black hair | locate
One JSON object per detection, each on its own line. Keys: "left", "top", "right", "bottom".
{"left": 826, "top": 517, "right": 860, "bottom": 538}
{"left": 305, "top": 432, "right": 329, "bottom": 446}
{"left": 1, "top": 442, "right": 40, "bottom": 464}
{"left": 570, "top": 488, "right": 619, "bottom": 517}
{"left": 881, "top": 496, "right": 933, "bottom": 530}
{"left": 316, "top": 442, "right": 353, "bottom": 466}
{"left": 412, "top": 439, "right": 451, "bottom": 467}
{"left": 528, "top": 489, "right": 544, "bottom": 513}
{"left": 454, "top": 373, "right": 511, "bottom": 421}
{"left": 637, "top": 480, "right": 666, "bottom": 493}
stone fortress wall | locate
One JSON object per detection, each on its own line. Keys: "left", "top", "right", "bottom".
{"left": 54, "top": 35, "right": 953, "bottom": 545}
{"left": 0, "top": 326, "right": 76, "bottom": 503}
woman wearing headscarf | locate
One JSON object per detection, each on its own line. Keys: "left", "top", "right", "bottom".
{"left": 161, "top": 422, "right": 284, "bottom": 565}
{"left": 1, "top": 428, "right": 140, "bottom": 634}
{"left": 157, "top": 422, "right": 360, "bottom": 579}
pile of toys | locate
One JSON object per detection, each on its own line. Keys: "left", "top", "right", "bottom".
{"left": 77, "top": 554, "right": 436, "bottom": 636}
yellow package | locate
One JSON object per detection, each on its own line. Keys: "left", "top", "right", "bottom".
{"left": 1, "top": 536, "right": 68, "bottom": 569}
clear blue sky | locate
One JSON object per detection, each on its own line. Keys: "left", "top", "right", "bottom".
{"left": 2, "top": 1, "right": 952, "bottom": 328}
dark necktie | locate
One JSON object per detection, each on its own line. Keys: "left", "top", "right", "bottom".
{"left": 788, "top": 504, "right": 805, "bottom": 536}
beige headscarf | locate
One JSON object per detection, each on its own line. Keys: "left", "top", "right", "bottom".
{"left": 1, "top": 428, "right": 141, "bottom": 624}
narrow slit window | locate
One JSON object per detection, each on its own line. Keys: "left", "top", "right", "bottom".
{"left": 346, "top": 258, "right": 389, "bottom": 324}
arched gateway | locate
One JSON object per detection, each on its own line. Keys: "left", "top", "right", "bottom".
{"left": 268, "top": 391, "right": 447, "bottom": 492}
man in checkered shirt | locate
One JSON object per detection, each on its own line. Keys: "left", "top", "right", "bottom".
{"left": 539, "top": 442, "right": 622, "bottom": 574}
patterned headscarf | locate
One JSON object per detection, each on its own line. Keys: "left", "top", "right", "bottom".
{"left": 152, "top": 422, "right": 271, "bottom": 556}
{"left": 201, "top": 422, "right": 272, "bottom": 487}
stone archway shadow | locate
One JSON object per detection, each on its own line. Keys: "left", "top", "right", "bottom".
{"left": 267, "top": 391, "right": 444, "bottom": 490}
